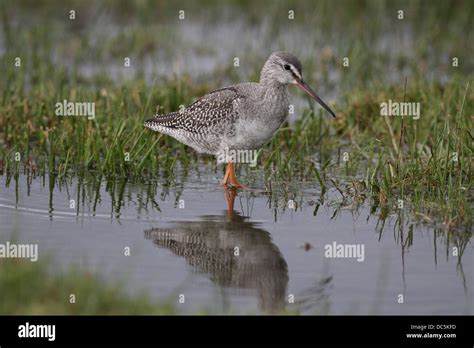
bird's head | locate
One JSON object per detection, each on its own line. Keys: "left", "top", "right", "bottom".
{"left": 260, "top": 51, "right": 336, "bottom": 118}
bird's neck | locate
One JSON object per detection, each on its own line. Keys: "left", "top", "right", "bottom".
{"left": 259, "top": 71, "right": 286, "bottom": 87}
{"left": 260, "top": 80, "right": 289, "bottom": 102}
{"left": 257, "top": 81, "right": 290, "bottom": 124}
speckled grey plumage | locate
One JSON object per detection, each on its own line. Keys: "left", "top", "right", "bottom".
{"left": 144, "top": 52, "right": 302, "bottom": 155}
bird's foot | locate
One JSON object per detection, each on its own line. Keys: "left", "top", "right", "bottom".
{"left": 222, "top": 161, "right": 248, "bottom": 190}
{"left": 228, "top": 181, "right": 248, "bottom": 190}
{"left": 221, "top": 180, "right": 248, "bottom": 190}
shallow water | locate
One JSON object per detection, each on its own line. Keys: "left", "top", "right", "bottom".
{"left": 0, "top": 171, "right": 472, "bottom": 314}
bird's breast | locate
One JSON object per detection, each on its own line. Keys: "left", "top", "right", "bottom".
{"left": 219, "top": 84, "right": 290, "bottom": 151}
{"left": 229, "top": 103, "right": 289, "bottom": 150}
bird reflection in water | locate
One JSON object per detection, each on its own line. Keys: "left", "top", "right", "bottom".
{"left": 144, "top": 189, "right": 289, "bottom": 313}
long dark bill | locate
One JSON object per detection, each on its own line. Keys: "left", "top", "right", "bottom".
{"left": 296, "top": 78, "right": 336, "bottom": 118}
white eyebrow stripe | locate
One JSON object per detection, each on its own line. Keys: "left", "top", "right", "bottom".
{"left": 289, "top": 65, "right": 301, "bottom": 79}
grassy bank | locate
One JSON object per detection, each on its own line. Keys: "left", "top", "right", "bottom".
{"left": 1, "top": 76, "right": 471, "bottom": 229}
{"left": 0, "top": 258, "right": 175, "bottom": 314}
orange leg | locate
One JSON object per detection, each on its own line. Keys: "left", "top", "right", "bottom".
{"left": 224, "top": 161, "right": 247, "bottom": 189}
{"left": 225, "top": 188, "right": 237, "bottom": 219}
{"left": 222, "top": 162, "right": 231, "bottom": 186}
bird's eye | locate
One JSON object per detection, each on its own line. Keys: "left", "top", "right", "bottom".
{"left": 283, "top": 64, "right": 291, "bottom": 71}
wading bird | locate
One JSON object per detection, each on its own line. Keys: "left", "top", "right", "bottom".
{"left": 145, "top": 52, "right": 336, "bottom": 188}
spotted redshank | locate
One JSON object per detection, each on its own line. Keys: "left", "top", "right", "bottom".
{"left": 145, "top": 51, "right": 336, "bottom": 188}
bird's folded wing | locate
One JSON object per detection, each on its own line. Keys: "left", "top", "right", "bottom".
{"left": 144, "top": 87, "right": 246, "bottom": 133}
